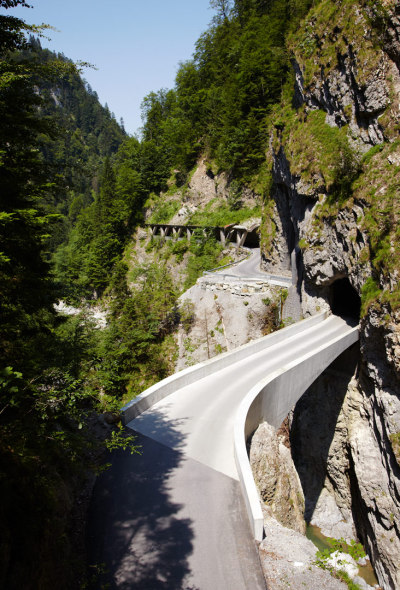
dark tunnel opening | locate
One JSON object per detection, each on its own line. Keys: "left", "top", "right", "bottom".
{"left": 244, "top": 230, "right": 260, "bottom": 248}
{"left": 330, "top": 277, "right": 361, "bottom": 321}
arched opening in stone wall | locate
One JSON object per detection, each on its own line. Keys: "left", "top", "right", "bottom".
{"left": 330, "top": 277, "right": 361, "bottom": 321}
{"left": 243, "top": 230, "right": 260, "bottom": 248}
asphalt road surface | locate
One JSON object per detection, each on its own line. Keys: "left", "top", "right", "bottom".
{"left": 227, "top": 248, "right": 266, "bottom": 278}
{"left": 211, "top": 248, "right": 291, "bottom": 283}
{"left": 87, "top": 315, "right": 355, "bottom": 589}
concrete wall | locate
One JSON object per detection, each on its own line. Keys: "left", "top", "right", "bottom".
{"left": 233, "top": 323, "right": 359, "bottom": 541}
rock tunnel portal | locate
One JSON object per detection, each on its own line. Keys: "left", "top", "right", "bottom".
{"left": 329, "top": 277, "right": 361, "bottom": 322}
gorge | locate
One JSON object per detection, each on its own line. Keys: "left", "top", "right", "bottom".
{"left": 1, "top": 1, "right": 400, "bottom": 589}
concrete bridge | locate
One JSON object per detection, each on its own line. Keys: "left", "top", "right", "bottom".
{"left": 87, "top": 312, "right": 359, "bottom": 589}
{"left": 146, "top": 221, "right": 260, "bottom": 248}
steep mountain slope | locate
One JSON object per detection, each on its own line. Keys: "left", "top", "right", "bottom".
{"left": 3, "top": 0, "right": 399, "bottom": 587}
{"left": 0, "top": 19, "right": 127, "bottom": 588}
{"left": 258, "top": 1, "right": 400, "bottom": 587}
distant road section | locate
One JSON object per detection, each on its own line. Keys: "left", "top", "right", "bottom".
{"left": 205, "top": 247, "right": 292, "bottom": 285}
{"left": 227, "top": 247, "right": 267, "bottom": 278}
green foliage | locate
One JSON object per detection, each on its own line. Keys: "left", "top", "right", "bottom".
{"left": 16, "top": 37, "right": 127, "bottom": 253}
{"left": 188, "top": 198, "right": 261, "bottom": 226}
{"left": 184, "top": 231, "right": 225, "bottom": 289}
{"left": 169, "top": 237, "right": 190, "bottom": 262}
{"left": 104, "top": 427, "right": 139, "bottom": 455}
{"left": 54, "top": 155, "right": 140, "bottom": 299}
{"left": 336, "top": 571, "right": 363, "bottom": 590}
{"left": 314, "top": 536, "right": 365, "bottom": 590}
{"left": 148, "top": 198, "right": 181, "bottom": 223}
{"left": 179, "top": 299, "right": 196, "bottom": 332}
{"left": 289, "top": 0, "right": 382, "bottom": 88}
{"left": 315, "top": 537, "right": 366, "bottom": 563}
{"left": 301, "top": 110, "right": 359, "bottom": 198}
{"left": 90, "top": 262, "right": 178, "bottom": 400}
{"left": 349, "top": 140, "right": 400, "bottom": 312}
{"left": 361, "top": 143, "right": 384, "bottom": 165}
{"left": 0, "top": 366, "right": 23, "bottom": 411}
{"left": 136, "top": 0, "right": 315, "bottom": 180}
{"left": 214, "top": 343, "right": 225, "bottom": 354}
{"left": 227, "top": 180, "right": 243, "bottom": 210}
{"left": 361, "top": 277, "right": 382, "bottom": 316}
{"left": 0, "top": 16, "right": 73, "bottom": 376}
{"left": 330, "top": 140, "right": 361, "bottom": 205}
{"left": 298, "top": 238, "right": 309, "bottom": 250}
{"left": 0, "top": 7, "right": 133, "bottom": 586}
{"left": 261, "top": 301, "right": 280, "bottom": 334}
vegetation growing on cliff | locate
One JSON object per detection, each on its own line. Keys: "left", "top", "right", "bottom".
{"left": 263, "top": 0, "right": 400, "bottom": 316}
{"left": 2, "top": 0, "right": 399, "bottom": 585}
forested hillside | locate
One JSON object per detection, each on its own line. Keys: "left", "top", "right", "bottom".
{"left": 0, "top": 4, "right": 130, "bottom": 587}
{"left": 1, "top": 0, "right": 400, "bottom": 587}
{"left": 54, "top": 0, "right": 316, "bottom": 300}
{"left": 137, "top": 0, "right": 315, "bottom": 179}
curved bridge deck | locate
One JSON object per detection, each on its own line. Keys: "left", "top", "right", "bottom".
{"left": 88, "top": 314, "right": 359, "bottom": 589}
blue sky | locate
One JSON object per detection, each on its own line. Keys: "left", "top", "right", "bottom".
{"left": 4, "top": 0, "right": 214, "bottom": 135}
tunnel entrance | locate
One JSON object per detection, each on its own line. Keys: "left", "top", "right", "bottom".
{"left": 330, "top": 277, "right": 361, "bottom": 321}
{"left": 243, "top": 230, "right": 260, "bottom": 248}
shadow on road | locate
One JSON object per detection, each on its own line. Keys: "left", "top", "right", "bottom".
{"left": 87, "top": 411, "right": 198, "bottom": 590}
{"left": 130, "top": 403, "right": 190, "bottom": 451}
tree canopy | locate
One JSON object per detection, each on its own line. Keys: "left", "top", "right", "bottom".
{"left": 136, "top": 0, "right": 315, "bottom": 179}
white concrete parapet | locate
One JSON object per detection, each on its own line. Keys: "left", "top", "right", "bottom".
{"left": 121, "top": 311, "right": 359, "bottom": 545}
{"left": 233, "top": 319, "right": 359, "bottom": 541}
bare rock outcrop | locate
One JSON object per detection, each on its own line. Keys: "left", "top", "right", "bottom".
{"left": 250, "top": 422, "right": 305, "bottom": 534}
{"left": 259, "top": 510, "right": 347, "bottom": 590}
{"left": 290, "top": 357, "right": 359, "bottom": 541}
{"left": 168, "top": 158, "right": 259, "bottom": 225}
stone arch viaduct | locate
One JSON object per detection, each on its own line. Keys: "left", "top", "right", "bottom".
{"left": 146, "top": 221, "right": 261, "bottom": 248}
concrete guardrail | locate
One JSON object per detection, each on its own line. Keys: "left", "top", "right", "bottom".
{"left": 233, "top": 320, "right": 359, "bottom": 541}
{"left": 121, "top": 310, "right": 358, "bottom": 545}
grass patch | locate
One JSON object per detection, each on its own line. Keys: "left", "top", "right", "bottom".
{"left": 389, "top": 432, "right": 400, "bottom": 465}
{"left": 188, "top": 199, "right": 261, "bottom": 226}
{"left": 360, "top": 277, "right": 382, "bottom": 316}
{"left": 148, "top": 199, "right": 181, "bottom": 223}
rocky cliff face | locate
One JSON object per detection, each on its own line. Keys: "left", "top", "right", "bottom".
{"left": 250, "top": 421, "right": 306, "bottom": 534}
{"left": 258, "top": 1, "right": 400, "bottom": 588}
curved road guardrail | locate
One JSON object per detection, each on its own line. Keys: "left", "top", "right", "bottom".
{"left": 233, "top": 319, "right": 359, "bottom": 541}
{"left": 121, "top": 312, "right": 327, "bottom": 424}
{"left": 121, "top": 312, "right": 359, "bottom": 546}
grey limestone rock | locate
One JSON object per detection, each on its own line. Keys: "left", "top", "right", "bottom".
{"left": 250, "top": 422, "right": 306, "bottom": 534}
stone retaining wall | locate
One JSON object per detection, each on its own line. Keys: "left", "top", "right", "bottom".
{"left": 198, "top": 277, "right": 282, "bottom": 297}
